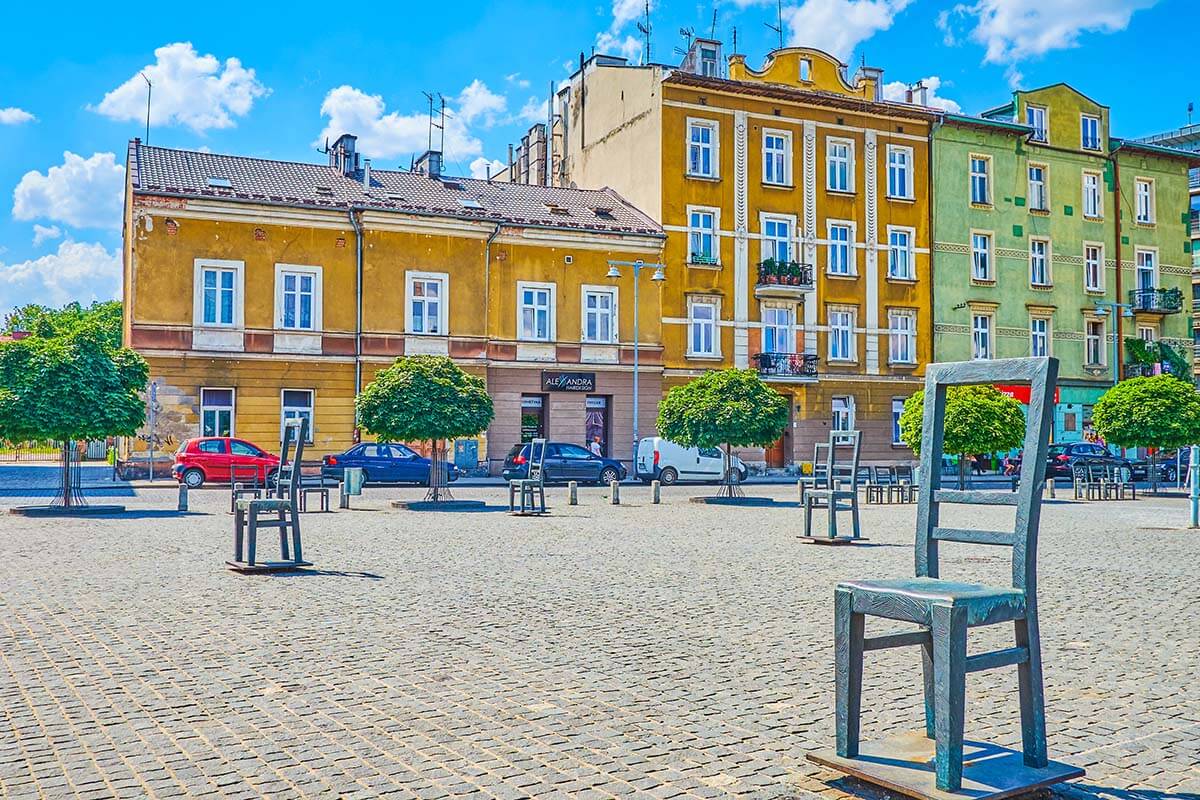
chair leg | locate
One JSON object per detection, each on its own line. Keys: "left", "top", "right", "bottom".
{"left": 850, "top": 495, "right": 861, "bottom": 540}
{"left": 834, "top": 588, "right": 864, "bottom": 758}
{"left": 278, "top": 510, "right": 290, "bottom": 561}
{"left": 931, "top": 603, "right": 968, "bottom": 792}
{"left": 1015, "top": 616, "right": 1048, "bottom": 768}
{"left": 291, "top": 510, "right": 303, "bottom": 563}
{"left": 827, "top": 496, "right": 838, "bottom": 540}
{"left": 246, "top": 508, "right": 258, "bottom": 566}
{"left": 804, "top": 494, "right": 813, "bottom": 538}
{"left": 920, "top": 635, "right": 935, "bottom": 739}
{"left": 233, "top": 507, "right": 245, "bottom": 562}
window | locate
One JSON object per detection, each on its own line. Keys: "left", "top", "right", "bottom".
{"left": 200, "top": 388, "right": 234, "bottom": 437}
{"left": 763, "top": 130, "right": 790, "bottom": 186}
{"left": 699, "top": 46, "right": 718, "bottom": 77}
{"left": 687, "top": 119, "right": 718, "bottom": 178}
{"left": 1137, "top": 324, "right": 1157, "bottom": 342}
{"left": 406, "top": 273, "right": 446, "bottom": 335}
{"left": 761, "top": 216, "right": 792, "bottom": 262}
{"left": 230, "top": 441, "right": 263, "bottom": 458}
{"left": 689, "top": 208, "right": 718, "bottom": 263}
{"left": 1085, "top": 319, "right": 1105, "bottom": 365}
{"left": 281, "top": 389, "right": 314, "bottom": 444}
{"left": 277, "top": 266, "right": 321, "bottom": 331}
{"left": 1026, "top": 105, "right": 1047, "bottom": 142}
{"left": 832, "top": 396, "right": 855, "bottom": 433}
{"left": 1028, "top": 164, "right": 1047, "bottom": 211}
{"left": 887, "top": 228, "right": 913, "bottom": 279}
{"left": 1030, "top": 317, "right": 1049, "bottom": 358}
{"left": 827, "top": 223, "right": 853, "bottom": 275}
{"left": 1084, "top": 244, "right": 1104, "bottom": 292}
{"left": 518, "top": 283, "right": 555, "bottom": 341}
{"left": 970, "top": 156, "right": 990, "bottom": 205}
{"left": 971, "top": 313, "right": 993, "bottom": 360}
{"left": 688, "top": 298, "right": 718, "bottom": 357}
{"left": 828, "top": 308, "right": 854, "bottom": 361}
{"left": 799, "top": 58, "right": 811, "bottom": 81}
{"left": 762, "top": 306, "right": 794, "bottom": 354}
{"left": 1081, "top": 115, "right": 1101, "bottom": 150}
{"left": 1136, "top": 249, "right": 1157, "bottom": 290}
{"left": 827, "top": 138, "right": 853, "bottom": 192}
{"left": 1029, "top": 239, "right": 1050, "bottom": 286}
{"left": 892, "top": 398, "right": 905, "bottom": 445}
{"left": 971, "top": 232, "right": 993, "bottom": 281}
{"left": 1082, "top": 171, "right": 1102, "bottom": 218}
{"left": 582, "top": 287, "right": 617, "bottom": 344}
{"left": 198, "top": 440, "right": 225, "bottom": 455}
{"left": 888, "top": 310, "right": 916, "bottom": 364}
{"left": 1135, "top": 178, "right": 1154, "bottom": 224}
{"left": 887, "top": 146, "right": 913, "bottom": 199}
{"left": 201, "top": 266, "right": 237, "bottom": 326}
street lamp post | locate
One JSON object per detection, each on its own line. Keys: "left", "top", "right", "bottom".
{"left": 607, "top": 259, "right": 666, "bottom": 467}
{"left": 1091, "top": 301, "right": 1134, "bottom": 386}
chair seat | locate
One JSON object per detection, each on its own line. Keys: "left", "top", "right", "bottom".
{"left": 236, "top": 498, "right": 292, "bottom": 512}
{"left": 838, "top": 577, "right": 1026, "bottom": 627}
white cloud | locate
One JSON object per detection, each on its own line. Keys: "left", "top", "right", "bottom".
{"left": 506, "top": 72, "right": 531, "bottom": 89}
{"left": 882, "top": 76, "right": 962, "bottom": 113}
{"left": 93, "top": 42, "right": 268, "bottom": 133}
{"left": 782, "top": 0, "right": 913, "bottom": 61}
{"left": 596, "top": 0, "right": 655, "bottom": 63}
{"left": 0, "top": 107, "right": 35, "bottom": 125}
{"left": 518, "top": 96, "right": 550, "bottom": 124}
{"left": 469, "top": 157, "right": 506, "bottom": 180}
{"left": 13, "top": 152, "right": 125, "bottom": 230}
{"left": 32, "top": 225, "right": 62, "bottom": 246}
{"left": 0, "top": 241, "right": 121, "bottom": 308}
{"left": 454, "top": 80, "right": 507, "bottom": 127}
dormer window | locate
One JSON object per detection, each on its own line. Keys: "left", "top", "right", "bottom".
{"left": 799, "top": 59, "right": 811, "bottom": 82}
{"left": 1081, "top": 115, "right": 1101, "bottom": 151}
{"left": 206, "top": 176, "right": 232, "bottom": 188}
{"left": 700, "top": 46, "right": 718, "bottom": 77}
{"left": 1025, "top": 105, "right": 1047, "bottom": 143}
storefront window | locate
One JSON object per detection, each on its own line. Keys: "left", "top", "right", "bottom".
{"left": 585, "top": 395, "right": 610, "bottom": 456}
{"left": 520, "top": 394, "right": 547, "bottom": 442}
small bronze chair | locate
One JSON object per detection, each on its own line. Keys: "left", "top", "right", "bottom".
{"left": 229, "top": 418, "right": 310, "bottom": 571}
{"left": 508, "top": 439, "right": 547, "bottom": 515}
{"left": 802, "top": 431, "right": 862, "bottom": 543}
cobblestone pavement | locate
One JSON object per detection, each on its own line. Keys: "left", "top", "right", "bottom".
{"left": 1, "top": 485, "right": 1198, "bottom": 799}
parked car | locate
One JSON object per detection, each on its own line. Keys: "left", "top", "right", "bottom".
{"left": 501, "top": 442, "right": 626, "bottom": 484}
{"left": 635, "top": 437, "right": 749, "bottom": 485}
{"left": 1131, "top": 448, "right": 1191, "bottom": 482}
{"left": 1045, "top": 442, "right": 1133, "bottom": 481}
{"left": 321, "top": 442, "right": 459, "bottom": 485}
{"left": 173, "top": 437, "right": 279, "bottom": 488}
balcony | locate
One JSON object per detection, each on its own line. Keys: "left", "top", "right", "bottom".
{"left": 1123, "top": 362, "right": 1188, "bottom": 380}
{"left": 688, "top": 252, "right": 719, "bottom": 267}
{"left": 754, "top": 259, "right": 815, "bottom": 299}
{"left": 1129, "top": 287, "right": 1184, "bottom": 314}
{"left": 753, "top": 351, "right": 818, "bottom": 380}
{"left": 1190, "top": 210, "right": 1199, "bottom": 238}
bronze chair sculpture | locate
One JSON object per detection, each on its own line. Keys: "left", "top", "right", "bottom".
{"left": 801, "top": 430, "right": 863, "bottom": 544}
{"left": 228, "top": 418, "right": 312, "bottom": 572}
{"left": 809, "top": 358, "right": 1083, "bottom": 796}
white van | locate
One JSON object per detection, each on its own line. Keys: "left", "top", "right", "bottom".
{"left": 635, "top": 437, "right": 749, "bottom": 485}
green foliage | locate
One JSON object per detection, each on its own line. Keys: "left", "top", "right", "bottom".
{"left": 356, "top": 355, "right": 494, "bottom": 443}
{"left": 1093, "top": 375, "right": 1200, "bottom": 450}
{"left": 1124, "top": 337, "right": 1192, "bottom": 380}
{"left": 0, "top": 330, "right": 149, "bottom": 443}
{"left": 656, "top": 369, "right": 789, "bottom": 449}
{"left": 3, "top": 301, "right": 123, "bottom": 350}
{"left": 899, "top": 385, "right": 1025, "bottom": 456}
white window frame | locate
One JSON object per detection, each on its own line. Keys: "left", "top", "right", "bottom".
{"left": 891, "top": 398, "right": 906, "bottom": 445}
{"left": 686, "top": 117, "right": 719, "bottom": 179}
{"left": 581, "top": 285, "right": 618, "bottom": 344}
{"left": 1029, "top": 316, "right": 1050, "bottom": 358}
{"left": 1026, "top": 105, "right": 1048, "bottom": 143}
{"left": 826, "top": 220, "right": 857, "bottom": 276}
{"left": 1082, "top": 170, "right": 1103, "bottom": 219}
{"left": 274, "top": 263, "right": 323, "bottom": 332}
{"left": 969, "top": 154, "right": 991, "bottom": 205}
{"left": 1029, "top": 237, "right": 1051, "bottom": 287}
{"left": 760, "top": 213, "right": 795, "bottom": 263}
{"left": 761, "top": 304, "right": 795, "bottom": 354}
{"left": 1135, "top": 248, "right": 1159, "bottom": 291}
{"left": 687, "top": 205, "right": 721, "bottom": 265}
{"left": 1028, "top": 163, "right": 1048, "bottom": 212}
{"left": 971, "top": 312, "right": 994, "bottom": 360}
{"left": 200, "top": 387, "right": 235, "bottom": 437}
{"left": 193, "top": 258, "right": 245, "bottom": 328}
{"left": 1135, "top": 178, "right": 1155, "bottom": 224}
{"left": 888, "top": 308, "right": 917, "bottom": 365}
{"left": 1081, "top": 114, "right": 1101, "bottom": 151}
{"left": 404, "top": 270, "right": 448, "bottom": 336}
{"left": 1137, "top": 324, "right": 1158, "bottom": 342}
{"left": 687, "top": 296, "right": 720, "bottom": 358}
{"left": 827, "top": 306, "right": 857, "bottom": 363}
{"left": 832, "top": 396, "right": 856, "bottom": 434}
{"left": 280, "top": 389, "right": 315, "bottom": 444}
{"left": 971, "top": 231, "right": 993, "bottom": 281}
{"left": 886, "top": 145, "right": 914, "bottom": 200}
{"left": 886, "top": 226, "right": 915, "bottom": 280}
{"left": 1083, "top": 242, "right": 1105, "bottom": 293}
{"left": 516, "top": 281, "right": 556, "bottom": 342}
{"left": 762, "top": 129, "right": 792, "bottom": 186}
{"left": 826, "top": 137, "right": 854, "bottom": 193}
{"left": 1085, "top": 318, "right": 1106, "bottom": 366}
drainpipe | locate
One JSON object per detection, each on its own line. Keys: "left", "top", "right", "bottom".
{"left": 349, "top": 209, "right": 364, "bottom": 415}
{"left": 928, "top": 115, "right": 940, "bottom": 370}
{"left": 1111, "top": 153, "right": 1124, "bottom": 384}
{"left": 484, "top": 223, "right": 502, "bottom": 340}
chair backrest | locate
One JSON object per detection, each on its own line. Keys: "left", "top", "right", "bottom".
{"left": 874, "top": 465, "right": 897, "bottom": 485}
{"left": 915, "top": 357, "right": 1058, "bottom": 597}
{"left": 855, "top": 465, "right": 874, "bottom": 485}
{"left": 825, "top": 430, "right": 862, "bottom": 489}
{"left": 527, "top": 438, "right": 547, "bottom": 484}
{"left": 812, "top": 442, "right": 830, "bottom": 480}
{"left": 274, "top": 418, "right": 308, "bottom": 500}
{"left": 895, "top": 464, "right": 915, "bottom": 484}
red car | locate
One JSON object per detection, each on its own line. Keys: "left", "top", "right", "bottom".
{"left": 173, "top": 437, "right": 279, "bottom": 488}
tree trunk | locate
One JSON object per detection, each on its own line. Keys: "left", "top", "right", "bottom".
{"left": 61, "top": 440, "right": 73, "bottom": 508}
{"left": 426, "top": 438, "right": 452, "bottom": 503}
{"left": 958, "top": 453, "right": 966, "bottom": 490}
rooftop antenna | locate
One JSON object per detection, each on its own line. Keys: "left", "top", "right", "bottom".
{"left": 732, "top": 26, "right": 737, "bottom": 54}
{"left": 1189, "top": 102, "right": 1194, "bottom": 125}
{"left": 635, "top": 0, "right": 652, "bottom": 64}
{"left": 674, "top": 26, "right": 695, "bottom": 58}
{"left": 765, "top": 0, "right": 784, "bottom": 50}
{"left": 710, "top": 9, "right": 717, "bottom": 39}
{"left": 422, "top": 91, "right": 446, "bottom": 153}
{"left": 139, "top": 72, "right": 152, "bottom": 144}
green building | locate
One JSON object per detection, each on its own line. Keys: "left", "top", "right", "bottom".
{"left": 932, "top": 84, "right": 1196, "bottom": 443}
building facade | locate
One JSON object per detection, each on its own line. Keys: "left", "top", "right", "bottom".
{"left": 932, "top": 85, "right": 1196, "bottom": 443}
{"left": 123, "top": 137, "right": 665, "bottom": 468}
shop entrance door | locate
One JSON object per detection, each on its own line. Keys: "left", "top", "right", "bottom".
{"left": 584, "top": 395, "right": 610, "bottom": 456}
{"left": 521, "top": 394, "right": 547, "bottom": 442}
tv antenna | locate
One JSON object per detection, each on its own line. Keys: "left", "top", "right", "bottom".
{"left": 674, "top": 26, "right": 695, "bottom": 58}
{"left": 139, "top": 72, "right": 152, "bottom": 144}
{"left": 710, "top": 10, "right": 718, "bottom": 39}
{"left": 765, "top": 0, "right": 784, "bottom": 50}
{"left": 422, "top": 91, "right": 445, "bottom": 154}
{"left": 635, "top": 0, "right": 652, "bottom": 64}
{"left": 1189, "top": 102, "right": 1194, "bottom": 125}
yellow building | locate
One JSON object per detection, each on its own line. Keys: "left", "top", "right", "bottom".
{"left": 123, "top": 136, "right": 665, "bottom": 467}
{"left": 505, "top": 44, "right": 936, "bottom": 466}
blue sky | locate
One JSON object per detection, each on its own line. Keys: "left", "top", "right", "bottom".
{"left": 0, "top": 0, "right": 1193, "bottom": 318}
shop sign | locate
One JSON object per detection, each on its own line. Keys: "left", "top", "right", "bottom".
{"left": 542, "top": 371, "right": 596, "bottom": 392}
{"left": 995, "top": 384, "right": 1060, "bottom": 405}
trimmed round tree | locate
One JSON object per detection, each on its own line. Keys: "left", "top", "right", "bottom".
{"left": 356, "top": 355, "right": 494, "bottom": 501}
{"left": 0, "top": 330, "right": 149, "bottom": 508}
{"left": 1093, "top": 375, "right": 1200, "bottom": 492}
{"left": 656, "top": 369, "right": 789, "bottom": 497}
{"left": 898, "top": 385, "right": 1025, "bottom": 488}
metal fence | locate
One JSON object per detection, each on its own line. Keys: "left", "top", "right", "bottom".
{"left": 0, "top": 441, "right": 109, "bottom": 462}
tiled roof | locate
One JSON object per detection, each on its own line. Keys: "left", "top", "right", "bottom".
{"left": 130, "top": 141, "right": 663, "bottom": 237}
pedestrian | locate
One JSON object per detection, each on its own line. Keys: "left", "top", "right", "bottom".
{"left": 589, "top": 436, "right": 603, "bottom": 457}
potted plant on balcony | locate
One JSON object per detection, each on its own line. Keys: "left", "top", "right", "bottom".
{"left": 759, "top": 258, "right": 780, "bottom": 284}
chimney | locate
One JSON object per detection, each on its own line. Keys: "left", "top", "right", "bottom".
{"left": 362, "top": 158, "right": 371, "bottom": 188}
{"left": 329, "top": 133, "right": 360, "bottom": 176}
{"left": 855, "top": 66, "right": 884, "bottom": 102}
{"left": 910, "top": 80, "right": 928, "bottom": 107}
{"left": 414, "top": 150, "right": 443, "bottom": 179}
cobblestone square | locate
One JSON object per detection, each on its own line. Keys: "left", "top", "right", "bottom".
{"left": 1, "top": 485, "right": 1197, "bottom": 799}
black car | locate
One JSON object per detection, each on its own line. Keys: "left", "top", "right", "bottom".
{"left": 321, "top": 442, "right": 459, "bottom": 485}
{"left": 1045, "top": 442, "right": 1133, "bottom": 481}
{"left": 1132, "top": 448, "right": 1191, "bottom": 482}
{"left": 501, "top": 442, "right": 626, "bottom": 484}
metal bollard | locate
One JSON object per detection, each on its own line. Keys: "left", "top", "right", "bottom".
{"left": 1047, "top": 477, "right": 1056, "bottom": 499}
{"left": 797, "top": 479, "right": 804, "bottom": 499}
{"left": 610, "top": 480, "right": 620, "bottom": 504}
{"left": 568, "top": 481, "right": 578, "bottom": 505}
{"left": 339, "top": 482, "right": 350, "bottom": 509}
{"left": 651, "top": 480, "right": 660, "bottom": 504}
{"left": 177, "top": 483, "right": 188, "bottom": 512}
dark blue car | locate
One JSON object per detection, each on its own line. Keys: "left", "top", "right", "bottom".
{"left": 501, "top": 442, "right": 626, "bottom": 484}
{"left": 321, "top": 442, "right": 459, "bottom": 485}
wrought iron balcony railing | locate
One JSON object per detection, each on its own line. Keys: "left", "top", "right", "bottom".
{"left": 755, "top": 259, "right": 815, "bottom": 290}
{"left": 1129, "top": 287, "right": 1184, "bottom": 314}
{"left": 753, "top": 351, "right": 818, "bottom": 379}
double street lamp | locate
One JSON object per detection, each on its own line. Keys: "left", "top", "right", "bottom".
{"left": 1090, "top": 301, "right": 1134, "bottom": 386}
{"left": 606, "top": 259, "right": 666, "bottom": 465}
